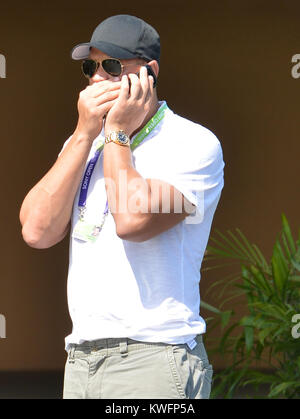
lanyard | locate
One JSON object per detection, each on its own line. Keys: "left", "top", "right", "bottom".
{"left": 78, "top": 102, "right": 168, "bottom": 222}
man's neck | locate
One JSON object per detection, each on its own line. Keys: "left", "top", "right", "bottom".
{"left": 131, "top": 97, "right": 160, "bottom": 138}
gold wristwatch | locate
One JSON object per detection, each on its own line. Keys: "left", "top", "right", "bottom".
{"left": 105, "top": 130, "right": 130, "bottom": 147}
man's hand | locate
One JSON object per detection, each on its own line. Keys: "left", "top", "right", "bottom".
{"left": 104, "top": 66, "right": 154, "bottom": 137}
{"left": 75, "top": 80, "right": 122, "bottom": 141}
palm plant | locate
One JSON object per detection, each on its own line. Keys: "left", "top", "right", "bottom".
{"left": 200, "top": 213, "right": 300, "bottom": 398}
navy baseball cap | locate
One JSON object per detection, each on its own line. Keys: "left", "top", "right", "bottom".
{"left": 71, "top": 15, "right": 160, "bottom": 64}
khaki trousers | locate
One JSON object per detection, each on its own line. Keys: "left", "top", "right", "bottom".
{"left": 63, "top": 334, "right": 213, "bottom": 399}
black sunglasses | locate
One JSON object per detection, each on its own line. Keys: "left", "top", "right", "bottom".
{"left": 82, "top": 58, "right": 139, "bottom": 78}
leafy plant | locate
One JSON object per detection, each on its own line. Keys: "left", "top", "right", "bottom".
{"left": 201, "top": 213, "right": 300, "bottom": 398}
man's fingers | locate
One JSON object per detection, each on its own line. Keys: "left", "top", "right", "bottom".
{"left": 95, "top": 89, "right": 121, "bottom": 106}
{"left": 146, "top": 75, "right": 154, "bottom": 101}
{"left": 149, "top": 75, "right": 154, "bottom": 89}
{"left": 100, "top": 97, "right": 119, "bottom": 114}
{"left": 90, "top": 81, "right": 122, "bottom": 98}
{"left": 128, "top": 73, "right": 142, "bottom": 99}
{"left": 118, "top": 75, "right": 130, "bottom": 101}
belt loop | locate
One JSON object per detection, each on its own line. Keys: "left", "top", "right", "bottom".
{"left": 68, "top": 345, "right": 76, "bottom": 363}
{"left": 119, "top": 340, "right": 128, "bottom": 357}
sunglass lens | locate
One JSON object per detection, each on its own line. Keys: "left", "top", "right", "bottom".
{"left": 102, "top": 59, "right": 122, "bottom": 76}
{"left": 82, "top": 60, "right": 98, "bottom": 78}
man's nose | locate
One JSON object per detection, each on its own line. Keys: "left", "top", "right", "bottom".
{"left": 91, "top": 67, "right": 121, "bottom": 83}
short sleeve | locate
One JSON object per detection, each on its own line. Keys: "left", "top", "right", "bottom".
{"left": 58, "top": 135, "right": 73, "bottom": 157}
{"left": 139, "top": 124, "right": 225, "bottom": 224}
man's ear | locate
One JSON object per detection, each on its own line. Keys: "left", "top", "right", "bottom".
{"left": 147, "top": 60, "right": 159, "bottom": 77}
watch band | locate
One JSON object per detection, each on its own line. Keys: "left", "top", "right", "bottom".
{"left": 105, "top": 130, "right": 130, "bottom": 146}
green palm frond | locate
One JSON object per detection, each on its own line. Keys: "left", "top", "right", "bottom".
{"left": 203, "top": 213, "right": 300, "bottom": 399}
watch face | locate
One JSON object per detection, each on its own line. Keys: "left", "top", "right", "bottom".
{"left": 117, "top": 131, "right": 128, "bottom": 144}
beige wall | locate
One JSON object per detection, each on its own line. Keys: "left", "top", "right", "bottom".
{"left": 0, "top": 0, "right": 299, "bottom": 370}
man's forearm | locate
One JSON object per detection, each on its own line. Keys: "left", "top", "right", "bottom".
{"left": 20, "top": 131, "right": 93, "bottom": 248}
{"left": 103, "top": 142, "right": 151, "bottom": 237}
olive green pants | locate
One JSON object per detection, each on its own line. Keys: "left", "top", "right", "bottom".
{"left": 63, "top": 334, "right": 213, "bottom": 399}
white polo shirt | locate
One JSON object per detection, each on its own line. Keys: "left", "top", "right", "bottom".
{"left": 61, "top": 101, "right": 225, "bottom": 350}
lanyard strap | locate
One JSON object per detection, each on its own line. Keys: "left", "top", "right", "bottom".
{"left": 78, "top": 147, "right": 102, "bottom": 209}
{"left": 130, "top": 102, "right": 167, "bottom": 148}
{"left": 78, "top": 102, "right": 168, "bottom": 217}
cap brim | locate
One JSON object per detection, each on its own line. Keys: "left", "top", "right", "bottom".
{"left": 71, "top": 43, "right": 91, "bottom": 60}
{"left": 71, "top": 41, "right": 138, "bottom": 60}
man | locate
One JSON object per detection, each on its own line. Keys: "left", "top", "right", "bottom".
{"left": 19, "top": 15, "right": 225, "bottom": 399}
